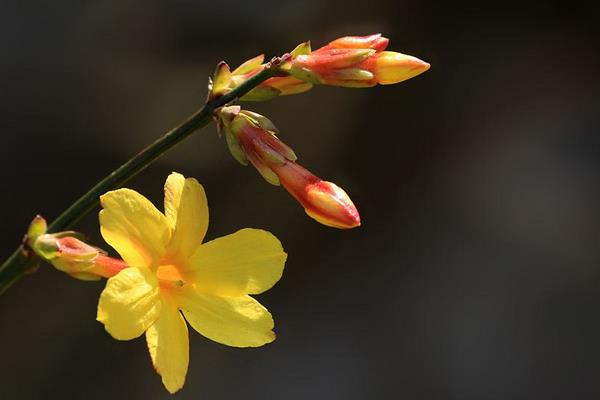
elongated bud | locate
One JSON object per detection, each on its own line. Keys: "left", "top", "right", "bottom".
{"left": 27, "top": 217, "right": 127, "bottom": 281}
{"left": 286, "top": 34, "right": 429, "bottom": 87}
{"left": 271, "top": 162, "right": 360, "bottom": 229}
{"left": 34, "top": 235, "right": 127, "bottom": 280}
{"left": 217, "top": 107, "right": 360, "bottom": 228}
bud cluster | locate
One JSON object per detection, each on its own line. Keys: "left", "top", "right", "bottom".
{"left": 217, "top": 107, "right": 360, "bottom": 229}
{"left": 210, "top": 33, "right": 430, "bottom": 229}
{"left": 285, "top": 34, "right": 430, "bottom": 87}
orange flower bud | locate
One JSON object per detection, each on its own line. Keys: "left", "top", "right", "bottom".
{"left": 217, "top": 107, "right": 360, "bottom": 229}
{"left": 32, "top": 233, "right": 127, "bottom": 280}
{"left": 271, "top": 162, "right": 360, "bottom": 229}
{"left": 286, "top": 33, "right": 429, "bottom": 87}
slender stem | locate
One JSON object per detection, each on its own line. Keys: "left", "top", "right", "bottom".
{"left": 0, "top": 61, "right": 280, "bottom": 295}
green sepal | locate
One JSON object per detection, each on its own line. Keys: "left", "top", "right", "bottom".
{"left": 343, "top": 48, "right": 376, "bottom": 65}
{"left": 31, "top": 234, "right": 59, "bottom": 260}
{"left": 232, "top": 54, "right": 265, "bottom": 75}
{"left": 288, "top": 66, "right": 323, "bottom": 84}
{"left": 225, "top": 131, "right": 249, "bottom": 166}
{"left": 268, "top": 136, "right": 297, "bottom": 162}
{"left": 253, "top": 141, "right": 286, "bottom": 166}
{"left": 27, "top": 215, "right": 47, "bottom": 241}
{"left": 212, "top": 61, "right": 232, "bottom": 96}
{"left": 290, "top": 41, "right": 311, "bottom": 57}
{"left": 253, "top": 163, "right": 280, "bottom": 186}
{"left": 240, "top": 111, "right": 279, "bottom": 134}
{"left": 240, "top": 86, "right": 282, "bottom": 101}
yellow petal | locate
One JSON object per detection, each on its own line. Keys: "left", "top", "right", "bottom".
{"left": 97, "top": 267, "right": 161, "bottom": 340}
{"left": 146, "top": 299, "right": 189, "bottom": 394}
{"left": 180, "top": 291, "right": 275, "bottom": 347}
{"left": 164, "top": 173, "right": 209, "bottom": 261}
{"left": 185, "top": 229, "right": 286, "bottom": 296}
{"left": 164, "top": 172, "right": 184, "bottom": 231}
{"left": 99, "top": 189, "right": 170, "bottom": 268}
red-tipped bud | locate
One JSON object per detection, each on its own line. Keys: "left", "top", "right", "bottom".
{"left": 31, "top": 233, "right": 127, "bottom": 280}
{"left": 217, "top": 107, "right": 360, "bottom": 229}
{"left": 271, "top": 162, "right": 360, "bottom": 229}
{"left": 286, "top": 34, "right": 429, "bottom": 87}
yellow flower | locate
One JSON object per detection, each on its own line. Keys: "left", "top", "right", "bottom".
{"left": 95, "top": 172, "right": 287, "bottom": 393}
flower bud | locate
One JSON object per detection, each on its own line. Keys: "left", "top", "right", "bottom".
{"left": 271, "top": 162, "right": 360, "bottom": 229}
{"left": 286, "top": 33, "right": 429, "bottom": 87}
{"left": 217, "top": 107, "right": 360, "bottom": 229}
{"left": 27, "top": 215, "right": 47, "bottom": 239}
{"left": 31, "top": 232, "right": 127, "bottom": 281}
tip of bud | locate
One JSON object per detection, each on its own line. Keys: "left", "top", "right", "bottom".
{"left": 304, "top": 181, "right": 361, "bottom": 229}
{"left": 210, "top": 62, "right": 233, "bottom": 98}
{"left": 27, "top": 215, "right": 48, "bottom": 242}
{"left": 375, "top": 52, "right": 430, "bottom": 85}
{"left": 270, "top": 162, "right": 361, "bottom": 229}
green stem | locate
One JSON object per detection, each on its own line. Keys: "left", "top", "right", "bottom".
{"left": 0, "top": 60, "right": 281, "bottom": 295}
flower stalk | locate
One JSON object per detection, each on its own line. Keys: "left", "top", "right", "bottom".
{"left": 0, "top": 57, "right": 285, "bottom": 295}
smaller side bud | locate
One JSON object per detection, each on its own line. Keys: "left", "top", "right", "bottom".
{"left": 27, "top": 215, "right": 47, "bottom": 239}
{"left": 31, "top": 233, "right": 127, "bottom": 281}
{"left": 210, "top": 62, "right": 233, "bottom": 98}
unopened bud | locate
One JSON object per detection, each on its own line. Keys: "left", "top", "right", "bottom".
{"left": 26, "top": 215, "right": 47, "bottom": 240}
{"left": 271, "top": 162, "right": 360, "bottom": 229}
{"left": 31, "top": 234, "right": 127, "bottom": 281}
{"left": 217, "top": 107, "right": 360, "bottom": 229}
{"left": 286, "top": 33, "right": 429, "bottom": 87}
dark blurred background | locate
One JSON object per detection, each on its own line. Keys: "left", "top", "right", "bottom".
{"left": 1, "top": 1, "right": 600, "bottom": 399}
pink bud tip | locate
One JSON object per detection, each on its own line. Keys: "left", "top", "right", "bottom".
{"left": 272, "top": 162, "right": 361, "bottom": 229}
{"left": 304, "top": 181, "right": 361, "bottom": 229}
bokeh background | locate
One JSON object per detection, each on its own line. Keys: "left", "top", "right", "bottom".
{"left": 1, "top": 1, "right": 600, "bottom": 399}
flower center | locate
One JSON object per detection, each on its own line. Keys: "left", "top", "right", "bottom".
{"left": 156, "top": 264, "right": 185, "bottom": 291}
